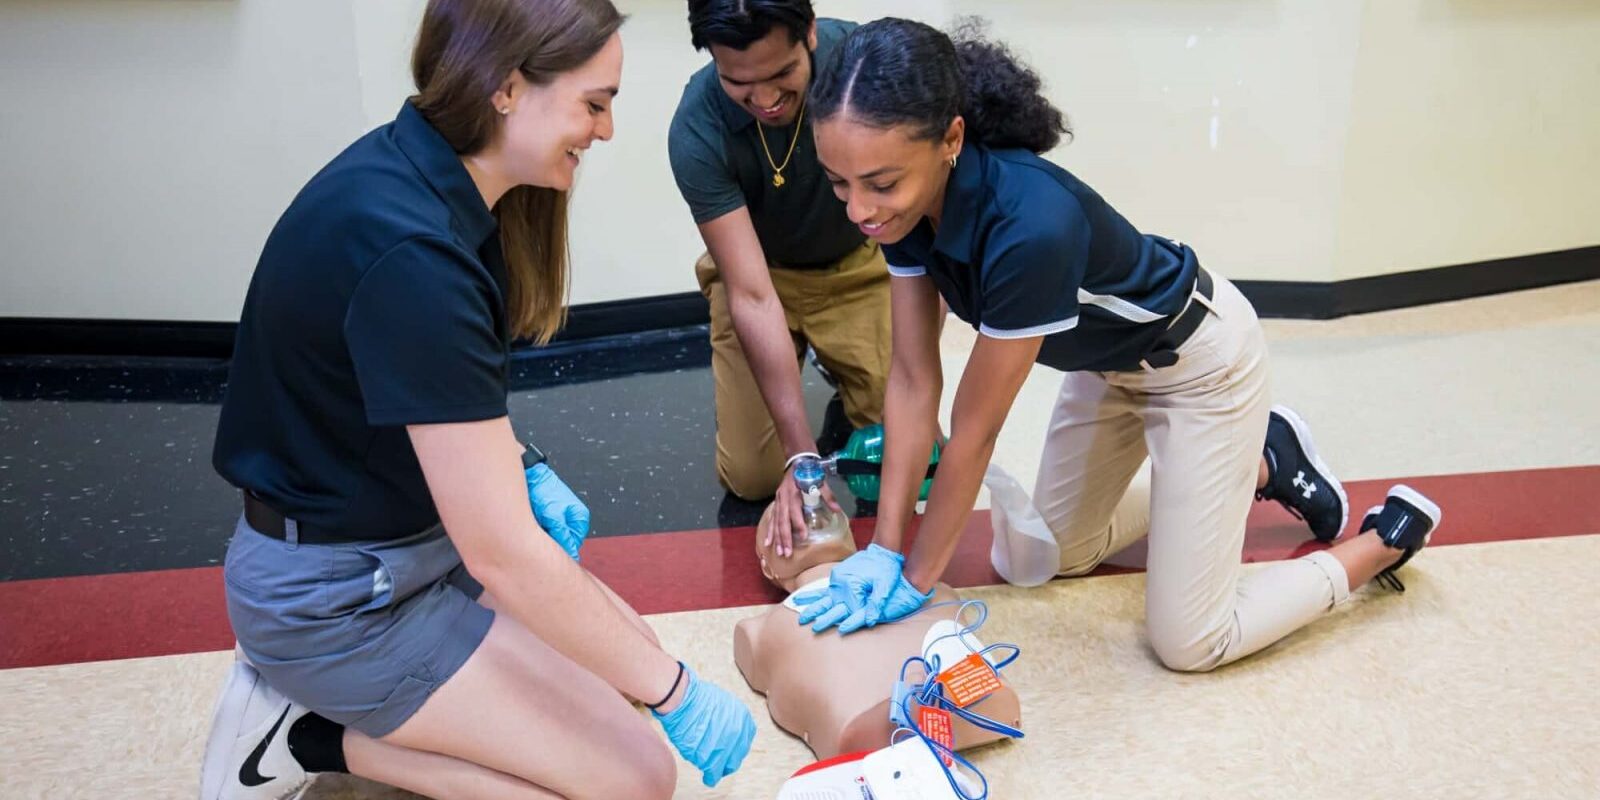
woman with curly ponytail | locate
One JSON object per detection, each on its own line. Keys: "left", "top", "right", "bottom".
{"left": 797, "top": 18, "right": 1442, "bottom": 674}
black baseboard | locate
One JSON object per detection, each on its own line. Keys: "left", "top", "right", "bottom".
{"left": 0, "top": 291, "right": 711, "bottom": 360}
{"left": 0, "top": 318, "right": 238, "bottom": 360}
{"left": 4, "top": 247, "right": 1596, "bottom": 358}
{"left": 557, "top": 290, "right": 709, "bottom": 342}
{"left": 1234, "top": 245, "right": 1600, "bottom": 320}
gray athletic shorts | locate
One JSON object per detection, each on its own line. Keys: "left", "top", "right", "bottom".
{"left": 223, "top": 515, "right": 495, "bottom": 737}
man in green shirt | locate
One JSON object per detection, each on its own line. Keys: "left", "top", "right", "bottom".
{"left": 670, "top": 1, "right": 890, "bottom": 548}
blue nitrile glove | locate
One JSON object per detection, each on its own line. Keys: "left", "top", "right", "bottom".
{"left": 795, "top": 544, "right": 925, "bottom": 634}
{"left": 848, "top": 572, "right": 932, "bottom": 633}
{"left": 652, "top": 665, "right": 757, "bottom": 787}
{"left": 523, "top": 463, "right": 589, "bottom": 561}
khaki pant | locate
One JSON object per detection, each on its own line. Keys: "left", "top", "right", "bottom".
{"left": 1035, "top": 273, "right": 1350, "bottom": 672}
{"left": 695, "top": 242, "right": 892, "bottom": 500}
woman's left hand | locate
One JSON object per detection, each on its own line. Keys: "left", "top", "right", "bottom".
{"left": 653, "top": 665, "right": 758, "bottom": 787}
{"left": 523, "top": 463, "right": 590, "bottom": 561}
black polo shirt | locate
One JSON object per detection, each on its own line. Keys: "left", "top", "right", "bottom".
{"left": 883, "top": 145, "right": 1200, "bottom": 373}
{"left": 667, "top": 17, "right": 866, "bottom": 268}
{"left": 213, "top": 101, "right": 511, "bottom": 541}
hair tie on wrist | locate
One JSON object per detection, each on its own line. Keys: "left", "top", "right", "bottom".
{"left": 646, "top": 660, "right": 687, "bottom": 711}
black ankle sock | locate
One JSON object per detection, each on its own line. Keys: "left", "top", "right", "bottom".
{"left": 286, "top": 712, "right": 348, "bottom": 774}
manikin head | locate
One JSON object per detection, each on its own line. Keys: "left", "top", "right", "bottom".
{"left": 755, "top": 501, "right": 857, "bottom": 592}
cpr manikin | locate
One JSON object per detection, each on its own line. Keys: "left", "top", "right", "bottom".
{"left": 734, "top": 460, "right": 1023, "bottom": 760}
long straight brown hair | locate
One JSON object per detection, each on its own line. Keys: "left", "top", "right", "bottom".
{"left": 410, "top": 0, "right": 624, "bottom": 344}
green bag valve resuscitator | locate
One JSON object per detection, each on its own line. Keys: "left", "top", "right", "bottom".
{"left": 819, "top": 423, "right": 941, "bottom": 502}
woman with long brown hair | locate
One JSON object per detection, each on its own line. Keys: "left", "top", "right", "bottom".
{"left": 198, "top": 1, "right": 754, "bottom": 797}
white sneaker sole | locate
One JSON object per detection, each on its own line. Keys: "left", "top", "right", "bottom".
{"left": 199, "top": 661, "right": 259, "bottom": 800}
{"left": 1271, "top": 405, "right": 1350, "bottom": 539}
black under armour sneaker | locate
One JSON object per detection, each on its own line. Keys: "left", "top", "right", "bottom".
{"left": 199, "top": 660, "right": 312, "bottom": 800}
{"left": 1362, "top": 484, "right": 1443, "bottom": 592}
{"left": 1258, "top": 406, "right": 1350, "bottom": 542}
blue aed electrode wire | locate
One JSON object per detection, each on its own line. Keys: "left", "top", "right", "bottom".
{"left": 885, "top": 599, "right": 1024, "bottom": 800}
{"left": 902, "top": 601, "right": 1024, "bottom": 738}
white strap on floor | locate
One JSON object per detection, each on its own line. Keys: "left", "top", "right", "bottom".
{"left": 984, "top": 462, "right": 1061, "bottom": 587}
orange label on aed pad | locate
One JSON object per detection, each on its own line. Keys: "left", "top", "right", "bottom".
{"left": 916, "top": 705, "right": 954, "bottom": 765}
{"left": 936, "top": 653, "right": 1004, "bottom": 708}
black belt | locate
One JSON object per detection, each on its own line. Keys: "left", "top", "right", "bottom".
{"left": 242, "top": 491, "right": 345, "bottom": 544}
{"left": 1126, "top": 266, "right": 1215, "bottom": 371}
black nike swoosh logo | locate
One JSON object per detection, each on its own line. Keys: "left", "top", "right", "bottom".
{"left": 239, "top": 707, "right": 291, "bottom": 787}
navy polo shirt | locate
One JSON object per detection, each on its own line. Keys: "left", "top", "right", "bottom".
{"left": 667, "top": 18, "right": 866, "bottom": 268}
{"left": 883, "top": 145, "right": 1200, "bottom": 373}
{"left": 213, "top": 101, "right": 511, "bottom": 541}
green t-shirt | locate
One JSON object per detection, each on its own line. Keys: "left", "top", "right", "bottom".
{"left": 667, "top": 18, "right": 866, "bottom": 269}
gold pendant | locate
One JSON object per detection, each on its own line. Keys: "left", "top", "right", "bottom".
{"left": 772, "top": 173, "right": 785, "bottom": 188}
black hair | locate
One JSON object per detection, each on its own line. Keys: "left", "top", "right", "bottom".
{"left": 687, "top": 0, "right": 815, "bottom": 52}
{"left": 810, "top": 17, "right": 1069, "bottom": 154}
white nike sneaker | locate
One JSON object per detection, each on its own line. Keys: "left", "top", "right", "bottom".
{"left": 198, "top": 660, "right": 312, "bottom": 800}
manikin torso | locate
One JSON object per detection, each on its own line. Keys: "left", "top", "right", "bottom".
{"left": 734, "top": 503, "right": 1023, "bottom": 760}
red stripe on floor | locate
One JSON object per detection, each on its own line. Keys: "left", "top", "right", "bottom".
{"left": 2, "top": 465, "right": 1596, "bottom": 670}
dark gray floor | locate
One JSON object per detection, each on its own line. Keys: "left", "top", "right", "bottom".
{"left": 0, "top": 326, "right": 860, "bottom": 581}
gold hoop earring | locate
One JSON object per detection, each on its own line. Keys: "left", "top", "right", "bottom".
{"left": 950, "top": 154, "right": 958, "bottom": 168}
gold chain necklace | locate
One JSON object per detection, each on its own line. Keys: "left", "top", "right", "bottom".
{"left": 755, "top": 96, "right": 806, "bottom": 188}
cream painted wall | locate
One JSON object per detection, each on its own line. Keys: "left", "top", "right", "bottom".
{"left": 351, "top": 0, "right": 429, "bottom": 132}
{"left": 0, "top": 0, "right": 365, "bottom": 321}
{"left": 946, "top": 1, "right": 1364, "bottom": 283}
{"left": 1, "top": 1, "right": 1595, "bottom": 322}
{"left": 1333, "top": 0, "right": 1600, "bottom": 279}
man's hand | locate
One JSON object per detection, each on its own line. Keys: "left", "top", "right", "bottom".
{"left": 765, "top": 461, "right": 845, "bottom": 557}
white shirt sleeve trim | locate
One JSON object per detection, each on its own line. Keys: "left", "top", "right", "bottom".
{"left": 887, "top": 264, "right": 928, "bottom": 277}
{"left": 1076, "top": 288, "right": 1166, "bottom": 324}
{"left": 979, "top": 315, "right": 1080, "bottom": 339}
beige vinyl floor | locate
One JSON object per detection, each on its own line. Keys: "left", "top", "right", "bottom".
{"left": 3, "top": 280, "right": 1598, "bottom": 799}
{"left": 4, "top": 536, "right": 1596, "bottom": 799}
